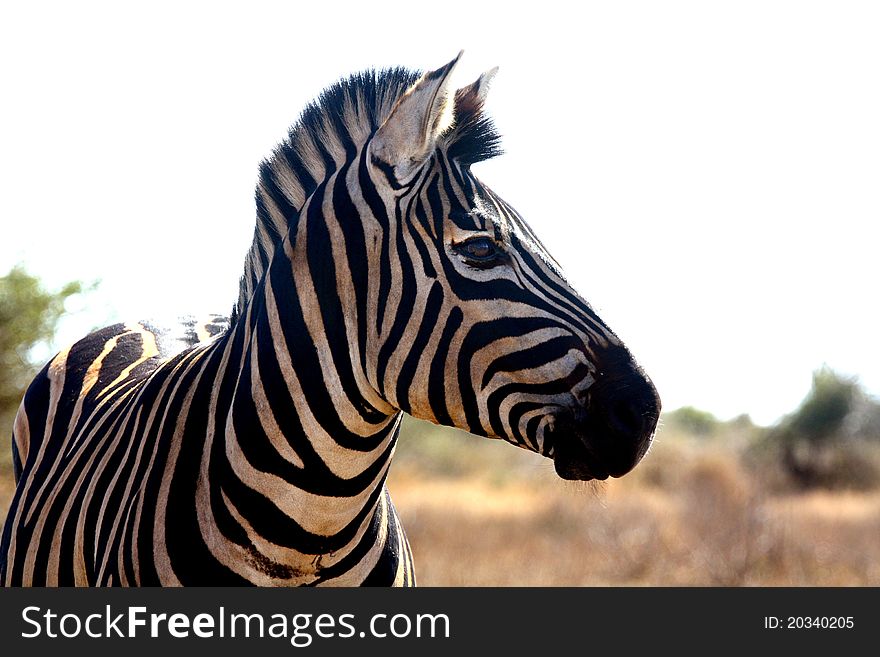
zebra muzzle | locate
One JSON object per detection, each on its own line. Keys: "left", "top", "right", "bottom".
{"left": 550, "top": 361, "right": 660, "bottom": 481}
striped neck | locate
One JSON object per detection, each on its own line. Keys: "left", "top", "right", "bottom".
{"left": 199, "top": 231, "right": 404, "bottom": 583}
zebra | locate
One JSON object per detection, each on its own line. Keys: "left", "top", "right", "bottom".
{"left": 1, "top": 53, "right": 660, "bottom": 586}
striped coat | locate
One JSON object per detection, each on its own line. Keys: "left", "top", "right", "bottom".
{"left": 2, "top": 54, "right": 659, "bottom": 586}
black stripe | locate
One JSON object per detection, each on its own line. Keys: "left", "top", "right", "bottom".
{"left": 332, "top": 159, "right": 372, "bottom": 377}
{"left": 375, "top": 204, "right": 419, "bottom": 395}
{"left": 510, "top": 234, "right": 612, "bottom": 338}
{"left": 508, "top": 400, "right": 553, "bottom": 450}
{"left": 360, "top": 492, "right": 403, "bottom": 586}
{"left": 202, "top": 324, "right": 252, "bottom": 564}
{"left": 218, "top": 438, "right": 393, "bottom": 557}
{"left": 358, "top": 148, "right": 393, "bottom": 336}
{"left": 268, "top": 245, "right": 388, "bottom": 451}
{"left": 395, "top": 282, "right": 444, "bottom": 412}
{"left": 161, "top": 347, "right": 249, "bottom": 585}
{"left": 457, "top": 316, "right": 562, "bottom": 435}
{"left": 485, "top": 363, "right": 591, "bottom": 440}
{"left": 481, "top": 335, "right": 580, "bottom": 390}
{"left": 407, "top": 178, "right": 438, "bottom": 278}
{"left": 304, "top": 181, "right": 386, "bottom": 424}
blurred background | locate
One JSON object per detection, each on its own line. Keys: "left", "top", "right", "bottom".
{"left": 1, "top": 1, "right": 878, "bottom": 584}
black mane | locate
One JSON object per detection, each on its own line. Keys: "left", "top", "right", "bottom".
{"left": 234, "top": 66, "right": 502, "bottom": 319}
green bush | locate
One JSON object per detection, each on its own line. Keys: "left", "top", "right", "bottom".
{"left": 0, "top": 266, "right": 88, "bottom": 472}
{"left": 759, "top": 367, "right": 880, "bottom": 490}
{"left": 664, "top": 406, "right": 721, "bottom": 437}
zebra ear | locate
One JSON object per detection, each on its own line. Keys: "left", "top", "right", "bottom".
{"left": 370, "top": 51, "right": 462, "bottom": 180}
{"left": 456, "top": 67, "right": 498, "bottom": 104}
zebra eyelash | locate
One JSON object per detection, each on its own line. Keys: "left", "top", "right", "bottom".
{"left": 451, "top": 235, "right": 508, "bottom": 268}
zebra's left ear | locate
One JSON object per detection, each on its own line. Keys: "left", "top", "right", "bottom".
{"left": 370, "top": 52, "right": 462, "bottom": 181}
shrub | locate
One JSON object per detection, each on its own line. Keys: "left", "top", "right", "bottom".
{"left": 664, "top": 406, "right": 721, "bottom": 437}
{"left": 759, "top": 367, "right": 880, "bottom": 490}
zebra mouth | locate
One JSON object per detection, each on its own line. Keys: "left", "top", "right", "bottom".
{"left": 552, "top": 439, "right": 609, "bottom": 481}
{"left": 542, "top": 360, "right": 660, "bottom": 482}
{"left": 545, "top": 403, "right": 655, "bottom": 482}
{"left": 545, "top": 411, "right": 610, "bottom": 482}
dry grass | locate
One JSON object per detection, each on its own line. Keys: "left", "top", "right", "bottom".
{"left": 1, "top": 419, "right": 878, "bottom": 586}
{"left": 388, "top": 421, "right": 880, "bottom": 586}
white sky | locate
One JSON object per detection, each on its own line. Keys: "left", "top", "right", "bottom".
{"left": 1, "top": 1, "right": 878, "bottom": 425}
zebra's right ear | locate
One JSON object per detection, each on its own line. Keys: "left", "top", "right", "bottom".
{"left": 455, "top": 67, "right": 498, "bottom": 105}
{"left": 370, "top": 52, "right": 462, "bottom": 181}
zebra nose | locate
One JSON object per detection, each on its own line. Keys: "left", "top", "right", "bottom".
{"left": 606, "top": 396, "right": 654, "bottom": 439}
{"left": 585, "top": 362, "right": 660, "bottom": 476}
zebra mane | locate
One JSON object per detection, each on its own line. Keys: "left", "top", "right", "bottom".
{"left": 233, "top": 66, "right": 502, "bottom": 320}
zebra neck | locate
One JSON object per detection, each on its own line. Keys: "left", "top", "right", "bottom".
{"left": 201, "top": 259, "right": 403, "bottom": 583}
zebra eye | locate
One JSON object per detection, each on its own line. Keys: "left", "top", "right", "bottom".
{"left": 456, "top": 237, "right": 501, "bottom": 264}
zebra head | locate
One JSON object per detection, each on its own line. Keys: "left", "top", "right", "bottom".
{"left": 251, "top": 53, "right": 660, "bottom": 483}
{"left": 362, "top": 54, "right": 661, "bottom": 481}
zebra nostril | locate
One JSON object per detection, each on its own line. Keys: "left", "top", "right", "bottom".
{"left": 606, "top": 399, "right": 645, "bottom": 438}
